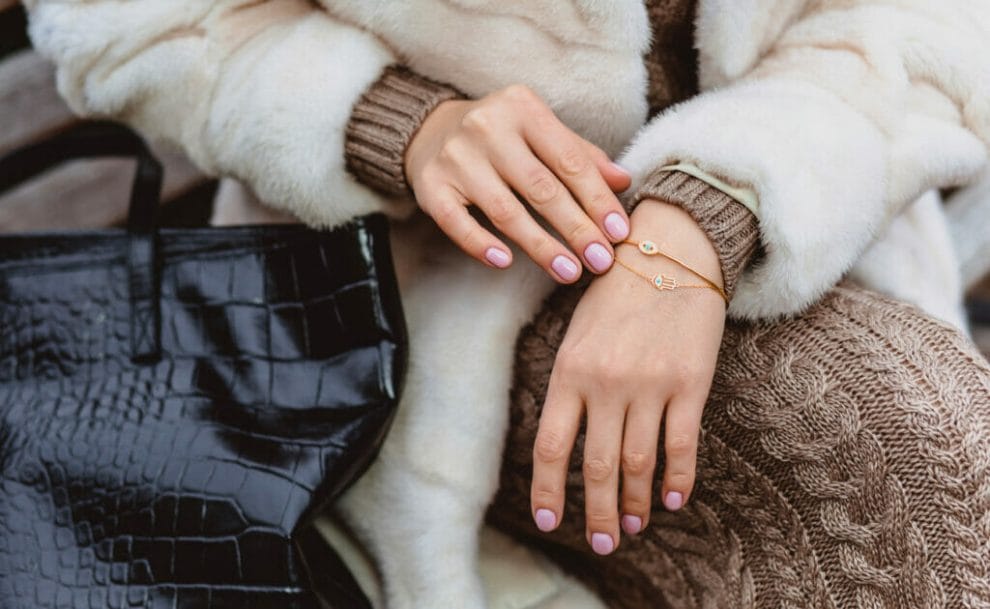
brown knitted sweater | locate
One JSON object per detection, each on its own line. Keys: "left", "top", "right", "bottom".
{"left": 343, "top": 3, "right": 990, "bottom": 608}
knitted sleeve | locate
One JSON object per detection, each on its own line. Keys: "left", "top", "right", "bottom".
{"left": 345, "top": 66, "right": 465, "bottom": 197}
{"left": 618, "top": 0, "right": 990, "bottom": 320}
{"left": 630, "top": 170, "right": 760, "bottom": 299}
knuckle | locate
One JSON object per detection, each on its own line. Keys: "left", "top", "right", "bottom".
{"left": 485, "top": 195, "right": 518, "bottom": 227}
{"left": 532, "top": 487, "right": 562, "bottom": 504}
{"left": 622, "top": 495, "right": 651, "bottom": 515}
{"left": 557, "top": 146, "right": 589, "bottom": 177}
{"left": 526, "top": 171, "right": 559, "bottom": 205}
{"left": 564, "top": 220, "right": 594, "bottom": 244}
{"left": 438, "top": 139, "right": 467, "bottom": 164}
{"left": 595, "top": 361, "right": 628, "bottom": 387}
{"left": 586, "top": 188, "right": 616, "bottom": 211}
{"left": 430, "top": 203, "right": 460, "bottom": 229}
{"left": 502, "top": 83, "right": 538, "bottom": 105}
{"left": 534, "top": 431, "right": 570, "bottom": 464}
{"left": 621, "top": 451, "right": 654, "bottom": 477}
{"left": 666, "top": 469, "right": 695, "bottom": 489}
{"left": 583, "top": 457, "right": 615, "bottom": 483}
{"left": 460, "top": 108, "right": 493, "bottom": 134}
{"left": 585, "top": 510, "right": 617, "bottom": 526}
{"left": 525, "top": 232, "right": 556, "bottom": 260}
{"left": 666, "top": 433, "right": 698, "bottom": 459}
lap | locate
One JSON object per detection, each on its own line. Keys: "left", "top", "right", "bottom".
{"left": 488, "top": 284, "right": 990, "bottom": 609}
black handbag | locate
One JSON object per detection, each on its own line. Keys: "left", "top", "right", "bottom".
{"left": 0, "top": 123, "right": 406, "bottom": 608}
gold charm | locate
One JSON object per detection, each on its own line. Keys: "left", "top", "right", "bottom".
{"left": 639, "top": 240, "right": 659, "bottom": 255}
{"left": 652, "top": 274, "right": 677, "bottom": 291}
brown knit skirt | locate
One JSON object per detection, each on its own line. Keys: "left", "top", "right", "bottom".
{"left": 487, "top": 284, "right": 990, "bottom": 609}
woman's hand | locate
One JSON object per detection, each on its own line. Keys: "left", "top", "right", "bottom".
{"left": 529, "top": 200, "right": 727, "bottom": 555}
{"left": 404, "top": 85, "right": 632, "bottom": 283}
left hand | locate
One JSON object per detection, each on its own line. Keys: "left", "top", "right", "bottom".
{"left": 529, "top": 199, "right": 727, "bottom": 555}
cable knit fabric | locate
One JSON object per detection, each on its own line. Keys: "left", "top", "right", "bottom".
{"left": 490, "top": 283, "right": 990, "bottom": 609}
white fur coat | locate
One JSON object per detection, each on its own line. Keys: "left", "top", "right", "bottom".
{"left": 24, "top": 1, "right": 990, "bottom": 607}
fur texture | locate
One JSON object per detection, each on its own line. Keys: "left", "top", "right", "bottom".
{"left": 24, "top": 1, "right": 990, "bottom": 607}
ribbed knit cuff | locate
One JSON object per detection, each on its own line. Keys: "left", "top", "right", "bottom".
{"left": 630, "top": 170, "right": 760, "bottom": 299}
{"left": 345, "top": 66, "right": 465, "bottom": 196}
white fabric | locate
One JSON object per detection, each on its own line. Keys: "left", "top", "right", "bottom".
{"left": 315, "top": 517, "right": 606, "bottom": 609}
{"left": 23, "top": 1, "right": 990, "bottom": 607}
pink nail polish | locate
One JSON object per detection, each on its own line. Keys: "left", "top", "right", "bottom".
{"left": 664, "top": 491, "right": 684, "bottom": 511}
{"left": 584, "top": 243, "right": 613, "bottom": 273}
{"left": 535, "top": 509, "right": 557, "bottom": 532}
{"left": 485, "top": 247, "right": 511, "bottom": 268}
{"left": 591, "top": 533, "right": 614, "bottom": 555}
{"left": 604, "top": 213, "right": 630, "bottom": 241}
{"left": 621, "top": 514, "right": 642, "bottom": 535}
{"left": 551, "top": 256, "right": 580, "bottom": 282}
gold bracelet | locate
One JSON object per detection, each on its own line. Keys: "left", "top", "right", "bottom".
{"left": 615, "top": 239, "right": 729, "bottom": 304}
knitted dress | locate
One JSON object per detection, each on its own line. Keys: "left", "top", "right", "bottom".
{"left": 480, "top": 3, "right": 990, "bottom": 608}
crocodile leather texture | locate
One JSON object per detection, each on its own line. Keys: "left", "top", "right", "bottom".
{"left": 0, "top": 125, "right": 406, "bottom": 608}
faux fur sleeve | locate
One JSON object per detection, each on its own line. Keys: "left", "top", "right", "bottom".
{"left": 23, "top": 0, "right": 409, "bottom": 229}
{"left": 619, "top": 0, "right": 990, "bottom": 320}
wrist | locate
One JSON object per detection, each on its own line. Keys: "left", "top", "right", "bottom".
{"left": 628, "top": 199, "right": 724, "bottom": 290}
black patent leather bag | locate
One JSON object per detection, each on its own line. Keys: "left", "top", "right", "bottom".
{"left": 0, "top": 123, "right": 405, "bottom": 608}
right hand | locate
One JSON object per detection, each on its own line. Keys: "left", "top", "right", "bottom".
{"left": 404, "top": 85, "right": 632, "bottom": 283}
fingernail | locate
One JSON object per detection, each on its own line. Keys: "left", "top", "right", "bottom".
{"left": 664, "top": 491, "right": 684, "bottom": 511}
{"left": 621, "top": 514, "right": 642, "bottom": 535}
{"left": 551, "top": 256, "right": 580, "bottom": 282}
{"left": 591, "top": 533, "right": 614, "bottom": 555}
{"left": 610, "top": 162, "right": 631, "bottom": 177}
{"left": 535, "top": 509, "right": 557, "bottom": 532}
{"left": 485, "top": 247, "right": 511, "bottom": 268}
{"left": 603, "top": 213, "right": 630, "bottom": 241}
{"left": 584, "top": 242, "right": 613, "bottom": 273}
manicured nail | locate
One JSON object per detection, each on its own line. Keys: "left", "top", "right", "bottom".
{"left": 584, "top": 242, "right": 613, "bottom": 273}
{"left": 591, "top": 533, "right": 614, "bottom": 555}
{"left": 664, "top": 491, "right": 684, "bottom": 511}
{"left": 621, "top": 514, "right": 642, "bottom": 535}
{"left": 535, "top": 509, "right": 557, "bottom": 532}
{"left": 551, "top": 256, "right": 580, "bottom": 282}
{"left": 610, "top": 162, "right": 631, "bottom": 178}
{"left": 603, "top": 212, "right": 630, "bottom": 241}
{"left": 485, "top": 247, "right": 511, "bottom": 268}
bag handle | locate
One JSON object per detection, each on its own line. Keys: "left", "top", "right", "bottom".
{"left": 0, "top": 121, "right": 164, "bottom": 361}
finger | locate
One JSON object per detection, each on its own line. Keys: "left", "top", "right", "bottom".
{"left": 619, "top": 400, "right": 664, "bottom": 535}
{"left": 582, "top": 399, "right": 626, "bottom": 555}
{"left": 584, "top": 143, "right": 632, "bottom": 194}
{"left": 661, "top": 394, "right": 705, "bottom": 512}
{"left": 531, "top": 371, "right": 583, "bottom": 534}
{"left": 488, "top": 140, "right": 615, "bottom": 274}
{"left": 420, "top": 185, "right": 514, "bottom": 269}
{"left": 522, "top": 115, "right": 630, "bottom": 244}
{"left": 458, "top": 164, "right": 583, "bottom": 284}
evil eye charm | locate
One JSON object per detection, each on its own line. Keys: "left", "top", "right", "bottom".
{"left": 639, "top": 240, "right": 659, "bottom": 255}
{"left": 652, "top": 274, "right": 677, "bottom": 291}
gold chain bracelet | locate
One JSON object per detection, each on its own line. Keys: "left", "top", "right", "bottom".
{"left": 614, "top": 239, "right": 729, "bottom": 305}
